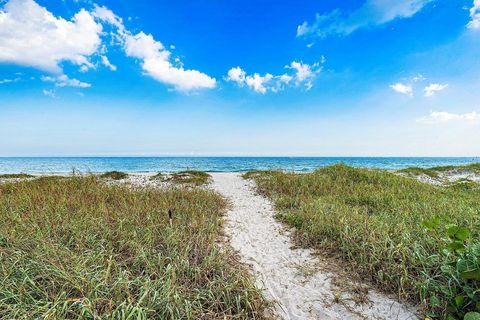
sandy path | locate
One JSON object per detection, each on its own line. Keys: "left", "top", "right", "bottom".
{"left": 211, "top": 173, "right": 418, "bottom": 320}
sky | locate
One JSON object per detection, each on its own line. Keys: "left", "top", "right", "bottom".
{"left": 0, "top": 0, "right": 479, "bottom": 156}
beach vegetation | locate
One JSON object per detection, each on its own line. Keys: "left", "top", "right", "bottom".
{"left": 245, "top": 164, "right": 480, "bottom": 319}
{"left": 100, "top": 171, "right": 128, "bottom": 180}
{"left": 0, "top": 173, "right": 34, "bottom": 179}
{"left": 398, "top": 167, "right": 440, "bottom": 178}
{"left": 150, "top": 172, "right": 166, "bottom": 181}
{"left": 0, "top": 176, "right": 267, "bottom": 319}
{"left": 168, "top": 170, "right": 211, "bottom": 186}
{"left": 399, "top": 163, "right": 480, "bottom": 179}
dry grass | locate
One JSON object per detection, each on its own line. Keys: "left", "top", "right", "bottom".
{"left": 0, "top": 176, "right": 268, "bottom": 319}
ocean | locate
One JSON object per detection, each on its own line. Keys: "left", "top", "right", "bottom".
{"left": 0, "top": 157, "right": 478, "bottom": 174}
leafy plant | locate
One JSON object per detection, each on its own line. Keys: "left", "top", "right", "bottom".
{"left": 423, "top": 221, "right": 480, "bottom": 319}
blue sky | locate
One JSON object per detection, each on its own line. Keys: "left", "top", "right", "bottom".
{"left": 0, "top": 0, "right": 479, "bottom": 156}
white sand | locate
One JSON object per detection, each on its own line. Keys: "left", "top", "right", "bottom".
{"left": 211, "top": 172, "right": 418, "bottom": 320}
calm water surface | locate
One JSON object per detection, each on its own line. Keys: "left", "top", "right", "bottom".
{"left": 0, "top": 157, "right": 478, "bottom": 174}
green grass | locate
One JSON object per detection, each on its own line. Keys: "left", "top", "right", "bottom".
{"left": 431, "top": 163, "right": 480, "bottom": 172}
{"left": 245, "top": 164, "right": 480, "bottom": 319}
{"left": 399, "top": 163, "right": 480, "bottom": 178}
{"left": 168, "top": 171, "right": 211, "bottom": 186}
{"left": 398, "top": 167, "right": 440, "bottom": 178}
{"left": 100, "top": 171, "right": 128, "bottom": 180}
{"left": 0, "top": 173, "right": 34, "bottom": 179}
{"left": 0, "top": 176, "right": 267, "bottom": 319}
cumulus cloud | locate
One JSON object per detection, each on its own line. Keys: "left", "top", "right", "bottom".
{"left": 468, "top": 0, "right": 480, "bottom": 29}
{"left": 226, "top": 61, "right": 321, "bottom": 94}
{"left": 41, "top": 75, "right": 91, "bottom": 88}
{"left": 93, "top": 6, "right": 216, "bottom": 91}
{"left": 297, "top": 0, "right": 433, "bottom": 38}
{"left": 0, "top": 0, "right": 102, "bottom": 73}
{"left": 390, "top": 83, "right": 413, "bottom": 96}
{"left": 417, "top": 111, "right": 479, "bottom": 123}
{"left": 123, "top": 32, "right": 216, "bottom": 91}
{"left": 424, "top": 83, "right": 448, "bottom": 97}
{"left": 0, "top": 1, "right": 215, "bottom": 92}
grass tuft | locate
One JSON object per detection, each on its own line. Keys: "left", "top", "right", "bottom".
{"left": 168, "top": 171, "right": 211, "bottom": 186}
{"left": 100, "top": 171, "right": 128, "bottom": 180}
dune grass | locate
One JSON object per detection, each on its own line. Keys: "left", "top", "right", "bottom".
{"left": 100, "top": 171, "right": 128, "bottom": 180}
{"left": 0, "top": 173, "right": 34, "bottom": 179}
{"left": 168, "top": 171, "right": 211, "bottom": 186}
{"left": 150, "top": 172, "right": 166, "bottom": 181}
{"left": 399, "top": 163, "right": 480, "bottom": 178}
{"left": 431, "top": 163, "right": 480, "bottom": 172}
{"left": 0, "top": 176, "right": 267, "bottom": 319}
{"left": 398, "top": 167, "right": 440, "bottom": 178}
{"left": 245, "top": 164, "right": 480, "bottom": 319}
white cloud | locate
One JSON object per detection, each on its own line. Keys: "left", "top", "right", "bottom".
{"left": 101, "top": 55, "right": 117, "bottom": 71}
{"left": 226, "top": 67, "right": 246, "bottom": 85}
{"left": 42, "top": 89, "right": 55, "bottom": 98}
{"left": 92, "top": 5, "right": 216, "bottom": 92}
{"left": 390, "top": 83, "right": 413, "bottom": 96}
{"left": 0, "top": 77, "right": 19, "bottom": 84}
{"left": 246, "top": 73, "right": 273, "bottom": 94}
{"left": 0, "top": 1, "right": 215, "bottom": 92}
{"left": 226, "top": 61, "right": 322, "bottom": 94}
{"left": 297, "top": 0, "right": 433, "bottom": 37}
{"left": 424, "top": 83, "right": 448, "bottom": 97}
{"left": 92, "top": 4, "right": 124, "bottom": 33}
{"left": 0, "top": 0, "right": 102, "bottom": 73}
{"left": 417, "top": 111, "right": 480, "bottom": 123}
{"left": 287, "top": 61, "right": 321, "bottom": 90}
{"left": 468, "top": 0, "right": 480, "bottom": 29}
{"left": 411, "top": 74, "right": 426, "bottom": 82}
{"left": 41, "top": 75, "right": 91, "bottom": 88}
{"left": 123, "top": 32, "right": 216, "bottom": 91}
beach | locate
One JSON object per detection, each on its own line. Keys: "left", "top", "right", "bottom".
{"left": 2, "top": 165, "right": 479, "bottom": 319}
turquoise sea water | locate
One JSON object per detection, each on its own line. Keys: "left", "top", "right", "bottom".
{"left": 0, "top": 157, "right": 478, "bottom": 174}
